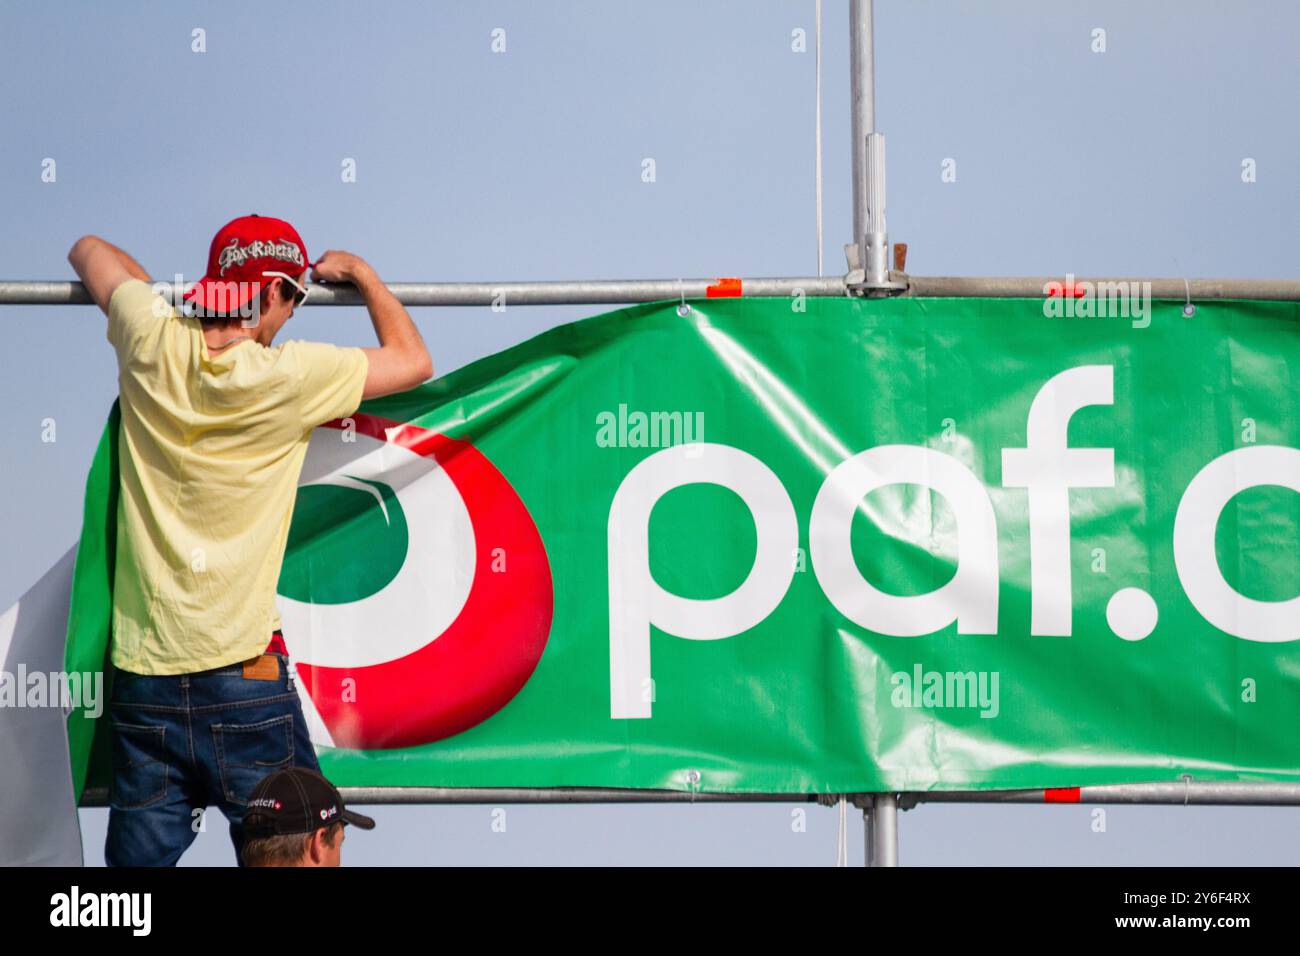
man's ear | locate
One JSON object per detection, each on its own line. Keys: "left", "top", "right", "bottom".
{"left": 306, "top": 828, "right": 328, "bottom": 866}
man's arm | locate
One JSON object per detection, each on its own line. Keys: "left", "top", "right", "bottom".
{"left": 67, "top": 235, "right": 151, "bottom": 314}
{"left": 311, "top": 250, "right": 433, "bottom": 400}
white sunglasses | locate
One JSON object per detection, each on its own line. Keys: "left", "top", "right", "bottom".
{"left": 262, "top": 270, "right": 311, "bottom": 307}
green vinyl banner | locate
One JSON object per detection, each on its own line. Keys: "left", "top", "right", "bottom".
{"left": 66, "top": 294, "right": 1300, "bottom": 795}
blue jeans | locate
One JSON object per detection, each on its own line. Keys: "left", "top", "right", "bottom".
{"left": 104, "top": 651, "right": 320, "bottom": 867}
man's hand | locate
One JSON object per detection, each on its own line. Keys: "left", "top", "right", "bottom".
{"left": 310, "top": 250, "right": 372, "bottom": 285}
{"left": 309, "top": 249, "right": 433, "bottom": 399}
{"left": 68, "top": 235, "right": 151, "bottom": 314}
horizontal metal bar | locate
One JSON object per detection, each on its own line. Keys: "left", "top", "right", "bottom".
{"left": 6, "top": 274, "right": 1299, "bottom": 308}
{"left": 78, "top": 781, "right": 1300, "bottom": 808}
{"left": 912, "top": 782, "right": 1300, "bottom": 807}
{"left": 78, "top": 786, "right": 812, "bottom": 807}
{"left": 334, "top": 787, "right": 810, "bottom": 805}
{"left": 0, "top": 277, "right": 848, "bottom": 307}
{"left": 905, "top": 275, "right": 1300, "bottom": 301}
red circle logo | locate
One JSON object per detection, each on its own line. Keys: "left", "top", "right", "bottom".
{"left": 278, "top": 414, "right": 553, "bottom": 749}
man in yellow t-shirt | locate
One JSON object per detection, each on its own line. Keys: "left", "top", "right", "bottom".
{"left": 68, "top": 214, "right": 433, "bottom": 866}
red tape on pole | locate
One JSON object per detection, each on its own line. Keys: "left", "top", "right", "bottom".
{"left": 1044, "top": 787, "right": 1082, "bottom": 803}
{"left": 706, "top": 277, "right": 743, "bottom": 298}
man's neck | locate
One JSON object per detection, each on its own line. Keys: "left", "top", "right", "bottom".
{"left": 203, "top": 324, "right": 264, "bottom": 351}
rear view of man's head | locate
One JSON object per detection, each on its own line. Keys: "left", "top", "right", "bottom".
{"left": 183, "top": 214, "right": 312, "bottom": 345}
{"left": 240, "top": 767, "right": 375, "bottom": 867}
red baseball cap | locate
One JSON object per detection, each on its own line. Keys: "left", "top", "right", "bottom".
{"left": 183, "top": 214, "right": 310, "bottom": 315}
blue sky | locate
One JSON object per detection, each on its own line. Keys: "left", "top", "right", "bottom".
{"left": 2, "top": 0, "right": 1298, "bottom": 864}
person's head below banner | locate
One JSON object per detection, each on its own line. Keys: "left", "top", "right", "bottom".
{"left": 240, "top": 767, "right": 376, "bottom": 867}
{"left": 181, "top": 213, "right": 313, "bottom": 345}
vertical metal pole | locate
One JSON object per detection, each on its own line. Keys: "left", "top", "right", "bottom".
{"left": 849, "top": 0, "right": 874, "bottom": 259}
{"left": 849, "top": 0, "right": 889, "bottom": 288}
{"left": 814, "top": 0, "right": 824, "bottom": 277}
{"left": 863, "top": 132, "right": 889, "bottom": 286}
{"left": 865, "top": 793, "right": 899, "bottom": 867}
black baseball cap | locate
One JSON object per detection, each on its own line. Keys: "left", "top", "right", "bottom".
{"left": 241, "top": 767, "right": 376, "bottom": 839}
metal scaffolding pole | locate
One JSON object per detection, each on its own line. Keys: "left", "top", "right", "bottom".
{"left": 863, "top": 793, "right": 899, "bottom": 867}
{"left": 874, "top": 792, "right": 900, "bottom": 867}
{"left": 0, "top": 276, "right": 847, "bottom": 307}
{"left": 3, "top": 275, "right": 1298, "bottom": 307}
{"left": 849, "top": 0, "right": 874, "bottom": 262}
{"left": 904, "top": 275, "right": 1300, "bottom": 301}
{"left": 77, "top": 780, "right": 1300, "bottom": 808}
{"left": 911, "top": 781, "right": 1300, "bottom": 806}
{"left": 847, "top": 0, "right": 895, "bottom": 293}
{"left": 77, "top": 787, "right": 808, "bottom": 807}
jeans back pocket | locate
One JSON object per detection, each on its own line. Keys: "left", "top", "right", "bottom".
{"left": 211, "top": 714, "right": 295, "bottom": 808}
{"left": 109, "top": 721, "right": 168, "bottom": 810}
